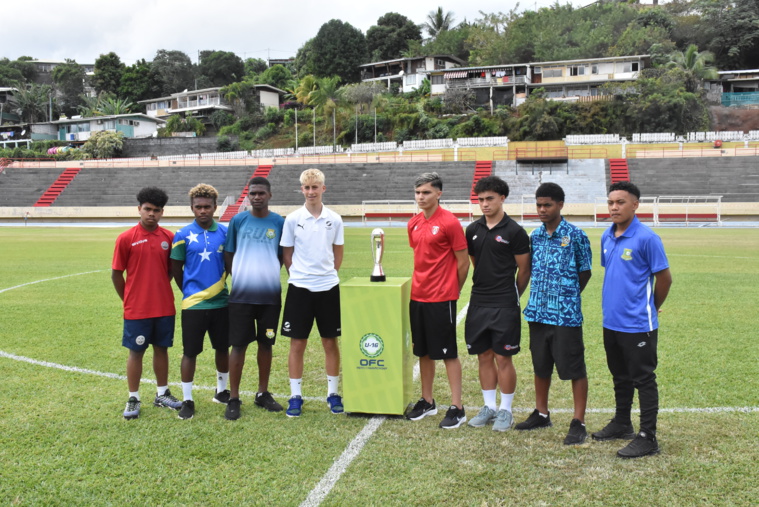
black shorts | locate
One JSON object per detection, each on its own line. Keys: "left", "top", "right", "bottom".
{"left": 228, "top": 302, "right": 281, "bottom": 348}
{"left": 465, "top": 305, "right": 521, "bottom": 357}
{"left": 528, "top": 321, "right": 586, "bottom": 380}
{"left": 181, "top": 308, "right": 229, "bottom": 357}
{"left": 410, "top": 300, "right": 457, "bottom": 360}
{"left": 281, "top": 284, "right": 341, "bottom": 340}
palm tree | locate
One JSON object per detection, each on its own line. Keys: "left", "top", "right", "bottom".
{"left": 13, "top": 84, "right": 51, "bottom": 123}
{"left": 667, "top": 44, "right": 719, "bottom": 81}
{"left": 424, "top": 7, "right": 456, "bottom": 39}
{"left": 295, "top": 75, "right": 319, "bottom": 106}
{"left": 308, "top": 76, "right": 342, "bottom": 116}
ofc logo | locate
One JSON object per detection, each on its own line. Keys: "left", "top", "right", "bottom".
{"left": 359, "top": 333, "right": 384, "bottom": 358}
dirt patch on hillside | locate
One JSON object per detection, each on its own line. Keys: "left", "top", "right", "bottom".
{"left": 709, "top": 106, "right": 759, "bottom": 132}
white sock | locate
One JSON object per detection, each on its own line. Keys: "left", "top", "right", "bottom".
{"left": 290, "top": 378, "right": 302, "bottom": 397}
{"left": 129, "top": 391, "right": 140, "bottom": 401}
{"left": 499, "top": 392, "right": 514, "bottom": 412}
{"left": 482, "top": 389, "right": 497, "bottom": 411}
{"left": 182, "top": 382, "right": 193, "bottom": 401}
{"left": 157, "top": 385, "right": 168, "bottom": 396}
{"left": 217, "top": 371, "right": 229, "bottom": 392}
{"left": 327, "top": 375, "right": 340, "bottom": 396}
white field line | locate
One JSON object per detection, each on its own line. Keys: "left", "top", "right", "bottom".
{"left": 0, "top": 270, "right": 106, "bottom": 294}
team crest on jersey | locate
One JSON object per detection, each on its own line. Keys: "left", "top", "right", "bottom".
{"left": 266, "top": 329, "right": 275, "bottom": 339}
{"left": 161, "top": 241, "right": 169, "bottom": 250}
{"left": 431, "top": 226, "right": 440, "bottom": 235}
{"left": 217, "top": 244, "right": 224, "bottom": 253}
{"left": 266, "top": 228, "right": 275, "bottom": 239}
{"left": 561, "top": 236, "right": 570, "bottom": 247}
{"left": 495, "top": 235, "right": 509, "bottom": 244}
{"left": 622, "top": 248, "right": 633, "bottom": 261}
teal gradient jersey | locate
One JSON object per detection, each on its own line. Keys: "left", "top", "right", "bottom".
{"left": 225, "top": 211, "right": 285, "bottom": 305}
{"left": 170, "top": 220, "right": 229, "bottom": 310}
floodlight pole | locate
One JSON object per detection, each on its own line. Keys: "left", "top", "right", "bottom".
{"left": 295, "top": 108, "right": 298, "bottom": 150}
{"left": 374, "top": 108, "right": 377, "bottom": 143}
{"left": 313, "top": 108, "right": 315, "bottom": 148}
{"left": 355, "top": 106, "right": 358, "bottom": 144}
{"left": 333, "top": 109, "right": 336, "bottom": 149}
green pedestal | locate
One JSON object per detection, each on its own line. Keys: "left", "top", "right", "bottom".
{"left": 341, "top": 277, "right": 413, "bottom": 415}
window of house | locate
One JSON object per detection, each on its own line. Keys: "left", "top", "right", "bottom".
{"left": 591, "top": 65, "right": 599, "bottom": 74}
{"left": 431, "top": 75, "right": 444, "bottom": 85}
{"left": 534, "top": 67, "right": 542, "bottom": 74}
{"left": 569, "top": 66, "right": 586, "bottom": 76}
{"left": 406, "top": 74, "right": 417, "bottom": 85}
{"left": 103, "top": 120, "right": 115, "bottom": 129}
{"left": 543, "top": 67, "right": 562, "bottom": 78}
{"left": 621, "top": 62, "right": 640, "bottom": 73}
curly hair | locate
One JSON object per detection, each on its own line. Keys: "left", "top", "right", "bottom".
{"left": 535, "top": 182, "right": 564, "bottom": 203}
{"left": 136, "top": 187, "right": 168, "bottom": 208}
{"left": 474, "top": 175, "right": 509, "bottom": 198}
{"left": 188, "top": 183, "right": 219, "bottom": 204}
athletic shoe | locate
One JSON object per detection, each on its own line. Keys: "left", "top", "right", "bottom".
{"left": 563, "top": 418, "right": 587, "bottom": 445}
{"left": 617, "top": 431, "right": 660, "bottom": 458}
{"left": 327, "top": 393, "right": 344, "bottom": 414}
{"left": 591, "top": 419, "right": 636, "bottom": 441}
{"left": 178, "top": 400, "right": 195, "bottom": 420}
{"left": 468, "top": 406, "right": 497, "bottom": 428}
{"left": 492, "top": 409, "right": 514, "bottom": 432}
{"left": 123, "top": 396, "right": 141, "bottom": 420}
{"left": 213, "top": 389, "right": 231, "bottom": 404}
{"left": 254, "top": 391, "right": 283, "bottom": 412}
{"left": 154, "top": 389, "right": 182, "bottom": 410}
{"left": 225, "top": 398, "right": 241, "bottom": 420}
{"left": 515, "top": 409, "right": 553, "bottom": 430}
{"left": 407, "top": 398, "right": 437, "bottom": 421}
{"left": 439, "top": 405, "right": 467, "bottom": 429}
{"left": 286, "top": 395, "right": 303, "bottom": 418}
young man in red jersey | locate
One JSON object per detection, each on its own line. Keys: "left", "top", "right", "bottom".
{"left": 406, "top": 172, "right": 469, "bottom": 429}
{"left": 112, "top": 187, "right": 181, "bottom": 420}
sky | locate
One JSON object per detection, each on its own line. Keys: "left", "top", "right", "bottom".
{"left": 5, "top": 0, "right": 590, "bottom": 65}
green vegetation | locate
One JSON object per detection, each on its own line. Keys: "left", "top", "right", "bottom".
{"left": 0, "top": 226, "right": 756, "bottom": 505}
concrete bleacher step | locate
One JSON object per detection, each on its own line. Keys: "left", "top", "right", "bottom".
{"left": 33, "top": 167, "right": 83, "bottom": 207}
{"left": 219, "top": 165, "right": 273, "bottom": 222}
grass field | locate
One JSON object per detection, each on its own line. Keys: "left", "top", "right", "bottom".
{"left": 1, "top": 225, "right": 757, "bottom": 505}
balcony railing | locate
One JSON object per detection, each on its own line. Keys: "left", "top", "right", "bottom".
{"left": 176, "top": 97, "right": 224, "bottom": 109}
{"left": 721, "top": 92, "right": 759, "bottom": 107}
{"left": 447, "top": 76, "right": 530, "bottom": 88}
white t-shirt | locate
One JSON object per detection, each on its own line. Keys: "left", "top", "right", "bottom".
{"left": 280, "top": 205, "right": 344, "bottom": 292}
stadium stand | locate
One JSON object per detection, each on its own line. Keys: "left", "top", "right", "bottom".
{"left": 470, "top": 161, "right": 493, "bottom": 203}
{"left": 608, "top": 159, "right": 631, "bottom": 183}
{"left": 219, "top": 165, "right": 273, "bottom": 222}
{"left": 0, "top": 168, "right": 64, "bottom": 207}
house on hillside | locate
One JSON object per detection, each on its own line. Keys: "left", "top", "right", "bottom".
{"left": 717, "top": 69, "right": 759, "bottom": 107}
{"left": 29, "top": 59, "right": 96, "bottom": 96}
{"left": 359, "top": 55, "right": 465, "bottom": 93}
{"left": 426, "top": 55, "right": 650, "bottom": 111}
{"left": 139, "top": 85, "right": 285, "bottom": 122}
{"left": 0, "top": 87, "right": 21, "bottom": 125}
{"left": 31, "top": 113, "right": 165, "bottom": 142}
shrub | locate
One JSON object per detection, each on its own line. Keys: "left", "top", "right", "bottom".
{"left": 216, "top": 135, "right": 239, "bottom": 152}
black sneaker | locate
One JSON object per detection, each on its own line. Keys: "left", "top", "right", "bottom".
{"left": 439, "top": 405, "right": 467, "bottom": 429}
{"left": 592, "top": 419, "right": 636, "bottom": 441}
{"left": 213, "top": 389, "right": 231, "bottom": 404}
{"left": 407, "top": 398, "right": 437, "bottom": 421}
{"left": 123, "top": 396, "right": 141, "bottom": 420}
{"left": 225, "top": 398, "right": 241, "bottom": 420}
{"left": 515, "top": 409, "right": 552, "bottom": 430}
{"left": 154, "top": 389, "right": 182, "bottom": 410}
{"left": 254, "top": 391, "right": 283, "bottom": 412}
{"left": 563, "top": 418, "right": 587, "bottom": 445}
{"left": 617, "top": 431, "right": 660, "bottom": 458}
{"left": 178, "top": 400, "right": 195, "bottom": 420}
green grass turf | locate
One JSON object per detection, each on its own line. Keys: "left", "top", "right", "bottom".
{"left": 0, "top": 226, "right": 757, "bottom": 505}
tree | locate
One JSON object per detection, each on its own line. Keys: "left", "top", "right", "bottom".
{"left": 13, "top": 84, "right": 52, "bottom": 123}
{"left": 151, "top": 50, "right": 195, "bottom": 95}
{"left": 159, "top": 114, "right": 206, "bottom": 137}
{"left": 93, "top": 52, "right": 125, "bottom": 95}
{"left": 341, "top": 81, "right": 386, "bottom": 112}
{"left": 52, "top": 59, "right": 86, "bottom": 117}
{"left": 244, "top": 58, "right": 268, "bottom": 77}
{"left": 119, "top": 59, "right": 161, "bottom": 106}
{"left": 257, "top": 64, "right": 292, "bottom": 90}
{"left": 694, "top": 0, "right": 759, "bottom": 69}
{"left": 0, "top": 59, "right": 24, "bottom": 86}
{"left": 293, "top": 39, "right": 316, "bottom": 77}
{"left": 366, "top": 12, "right": 422, "bottom": 61}
{"left": 307, "top": 76, "right": 342, "bottom": 116}
{"left": 198, "top": 50, "right": 245, "bottom": 87}
{"left": 294, "top": 75, "right": 318, "bottom": 105}
{"left": 404, "top": 24, "right": 472, "bottom": 62}
{"left": 424, "top": 7, "right": 456, "bottom": 38}
{"left": 77, "top": 92, "right": 134, "bottom": 117}
{"left": 81, "top": 130, "right": 124, "bottom": 159}
{"left": 666, "top": 44, "right": 718, "bottom": 92}
{"left": 309, "top": 20, "right": 368, "bottom": 83}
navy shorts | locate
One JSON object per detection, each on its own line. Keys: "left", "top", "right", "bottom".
{"left": 122, "top": 315, "right": 175, "bottom": 352}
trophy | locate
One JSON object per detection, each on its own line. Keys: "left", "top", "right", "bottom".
{"left": 370, "top": 228, "right": 386, "bottom": 282}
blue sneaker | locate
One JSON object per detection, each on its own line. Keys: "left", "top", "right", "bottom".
{"left": 327, "top": 393, "right": 344, "bottom": 414}
{"left": 287, "top": 395, "right": 303, "bottom": 417}
{"left": 154, "top": 389, "right": 182, "bottom": 410}
{"left": 123, "top": 396, "right": 141, "bottom": 420}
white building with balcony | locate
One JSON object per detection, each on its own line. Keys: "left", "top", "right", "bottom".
{"left": 359, "top": 55, "right": 465, "bottom": 93}
{"left": 33, "top": 114, "right": 165, "bottom": 141}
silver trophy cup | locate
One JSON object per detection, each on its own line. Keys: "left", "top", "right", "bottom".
{"left": 370, "top": 228, "right": 386, "bottom": 282}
